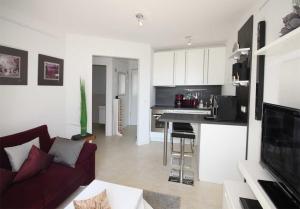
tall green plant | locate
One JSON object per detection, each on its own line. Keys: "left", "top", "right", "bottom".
{"left": 80, "top": 79, "right": 87, "bottom": 136}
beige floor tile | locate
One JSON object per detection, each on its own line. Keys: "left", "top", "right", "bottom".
{"left": 92, "top": 124, "right": 223, "bottom": 209}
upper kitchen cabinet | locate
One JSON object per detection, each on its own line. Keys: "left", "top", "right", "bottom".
{"left": 153, "top": 51, "right": 175, "bottom": 86}
{"left": 152, "top": 46, "right": 226, "bottom": 86}
{"left": 174, "top": 50, "right": 186, "bottom": 85}
{"left": 206, "top": 47, "right": 226, "bottom": 85}
{"left": 185, "top": 48, "right": 205, "bottom": 85}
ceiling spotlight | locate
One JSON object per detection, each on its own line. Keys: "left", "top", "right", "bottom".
{"left": 185, "top": 36, "right": 192, "bottom": 46}
{"left": 135, "top": 13, "right": 144, "bottom": 26}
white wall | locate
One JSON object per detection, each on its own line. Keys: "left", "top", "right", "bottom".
{"left": 65, "top": 34, "right": 152, "bottom": 145}
{"left": 0, "top": 18, "right": 66, "bottom": 137}
{"left": 223, "top": 0, "right": 300, "bottom": 162}
{"left": 113, "top": 58, "right": 139, "bottom": 127}
{"left": 113, "top": 58, "right": 130, "bottom": 127}
{"left": 128, "top": 66, "right": 138, "bottom": 125}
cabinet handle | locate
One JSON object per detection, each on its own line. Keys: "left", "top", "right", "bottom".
{"left": 184, "top": 51, "right": 187, "bottom": 85}
{"left": 203, "top": 50, "right": 205, "bottom": 84}
{"left": 207, "top": 49, "right": 209, "bottom": 84}
{"left": 173, "top": 52, "right": 175, "bottom": 85}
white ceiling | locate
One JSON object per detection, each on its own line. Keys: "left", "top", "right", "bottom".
{"left": 0, "top": 0, "right": 259, "bottom": 49}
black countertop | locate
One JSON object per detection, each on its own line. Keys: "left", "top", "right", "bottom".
{"left": 159, "top": 113, "right": 247, "bottom": 126}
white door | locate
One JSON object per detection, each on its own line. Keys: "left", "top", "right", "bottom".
{"left": 129, "top": 70, "right": 138, "bottom": 125}
{"left": 206, "top": 47, "right": 226, "bottom": 85}
{"left": 153, "top": 51, "right": 174, "bottom": 86}
{"left": 174, "top": 50, "right": 186, "bottom": 85}
{"left": 185, "top": 48, "right": 205, "bottom": 85}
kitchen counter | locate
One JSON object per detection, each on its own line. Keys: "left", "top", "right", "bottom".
{"left": 159, "top": 113, "right": 247, "bottom": 166}
{"left": 159, "top": 113, "right": 247, "bottom": 126}
{"left": 151, "top": 105, "right": 211, "bottom": 111}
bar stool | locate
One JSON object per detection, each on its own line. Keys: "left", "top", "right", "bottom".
{"left": 170, "top": 122, "right": 195, "bottom": 184}
{"left": 171, "top": 123, "right": 195, "bottom": 155}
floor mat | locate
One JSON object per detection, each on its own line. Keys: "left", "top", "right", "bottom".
{"left": 143, "top": 190, "right": 181, "bottom": 209}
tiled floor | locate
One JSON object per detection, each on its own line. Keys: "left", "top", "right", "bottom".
{"left": 93, "top": 124, "right": 223, "bottom": 209}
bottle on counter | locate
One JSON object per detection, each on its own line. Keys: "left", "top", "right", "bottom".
{"left": 199, "top": 99, "right": 204, "bottom": 108}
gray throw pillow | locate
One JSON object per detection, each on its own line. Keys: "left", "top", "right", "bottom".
{"left": 48, "top": 137, "right": 84, "bottom": 168}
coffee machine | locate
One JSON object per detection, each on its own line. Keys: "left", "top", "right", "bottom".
{"left": 175, "top": 94, "right": 184, "bottom": 108}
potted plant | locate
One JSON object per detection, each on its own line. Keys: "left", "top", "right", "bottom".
{"left": 80, "top": 79, "right": 87, "bottom": 136}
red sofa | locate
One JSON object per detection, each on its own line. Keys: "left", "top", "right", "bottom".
{"left": 0, "top": 125, "right": 97, "bottom": 209}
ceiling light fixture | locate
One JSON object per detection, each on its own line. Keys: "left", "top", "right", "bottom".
{"left": 185, "top": 36, "right": 192, "bottom": 46}
{"left": 135, "top": 13, "right": 144, "bottom": 26}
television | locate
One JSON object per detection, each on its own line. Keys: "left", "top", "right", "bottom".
{"left": 261, "top": 103, "right": 300, "bottom": 207}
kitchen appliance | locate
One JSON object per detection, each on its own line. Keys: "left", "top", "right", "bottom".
{"left": 151, "top": 109, "right": 167, "bottom": 132}
{"left": 175, "top": 94, "right": 184, "bottom": 108}
{"left": 260, "top": 103, "right": 300, "bottom": 208}
{"left": 215, "top": 96, "right": 238, "bottom": 121}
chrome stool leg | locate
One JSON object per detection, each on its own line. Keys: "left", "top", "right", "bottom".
{"left": 180, "top": 138, "right": 185, "bottom": 183}
{"left": 171, "top": 135, "right": 174, "bottom": 154}
{"left": 190, "top": 138, "right": 195, "bottom": 153}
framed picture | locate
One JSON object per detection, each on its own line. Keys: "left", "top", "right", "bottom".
{"left": 38, "top": 54, "right": 64, "bottom": 86}
{"left": 0, "top": 45, "right": 28, "bottom": 85}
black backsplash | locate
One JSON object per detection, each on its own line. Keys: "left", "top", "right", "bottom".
{"left": 155, "top": 86, "right": 222, "bottom": 106}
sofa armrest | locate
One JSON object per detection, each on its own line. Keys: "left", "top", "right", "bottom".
{"left": 76, "top": 142, "right": 97, "bottom": 165}
{"left": 75, "top": 142, "right": 97, "bottom": 185}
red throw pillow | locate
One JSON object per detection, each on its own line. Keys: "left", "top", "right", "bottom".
{"left": 0, "top": 168, "right": 14, "bottom": 194}
{"left": 14, "top": 145, "right": 53, "bottom": 183}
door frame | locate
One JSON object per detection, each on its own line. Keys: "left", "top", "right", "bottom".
{"left": 91, "top": 56, "right": 139, "bottom": 137}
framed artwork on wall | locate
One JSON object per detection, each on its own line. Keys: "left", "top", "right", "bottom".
{"left": 38, "top": 54, "right": 64, "bottom": 86}
{"left": 0, "top": 45, "right": 28, "bottom": 85}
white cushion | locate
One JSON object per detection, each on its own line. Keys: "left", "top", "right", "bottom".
{"left": 64, "top": 180, "right": 144, "bottom": 209}
{"left": 4, "top": 138, "right": 40, "bottom": 172}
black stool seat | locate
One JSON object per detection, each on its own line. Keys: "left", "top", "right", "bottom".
{"left": 171, "top": 132, "right": 195, "bottom": 139}
{"left": 173, "top": 122, "right": 193, "bottom": 133}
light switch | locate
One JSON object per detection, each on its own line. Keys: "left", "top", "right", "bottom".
{"left": 241, "top": 106, "right": 247, "bottom": 113}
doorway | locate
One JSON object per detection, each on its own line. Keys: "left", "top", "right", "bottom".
{"left": 91, "top": 56, "right": 139, "bottom": 140}
{"left": 92, "top": 65, "right": 106, "bottom": 135}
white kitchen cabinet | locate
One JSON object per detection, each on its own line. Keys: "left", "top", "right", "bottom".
{"left": 198, "top": 124, "right": 247, "bottom": 184}
{"left": 153, "top": 51, "right": 175, "bottom": 86}
{"left": 174, "top": 50, "right": 186, "bottom": 85}
{"left": 206, "top": 47, "right": 226, "bottom": 85}
{"left": 153, "top": 46, "right": 226, "bottom": 86}
{"left": 185, "top": 48, "right": 205, "bottom": 85}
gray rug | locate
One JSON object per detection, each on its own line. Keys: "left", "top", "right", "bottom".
{"left": 143, "top": 190, "right": 181, "bottom": 209}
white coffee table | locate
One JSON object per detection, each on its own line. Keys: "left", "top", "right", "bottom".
{"left": 64, "top": 180, "right": 152, "bottom": 209}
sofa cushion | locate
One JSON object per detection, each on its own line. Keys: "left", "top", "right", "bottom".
{"left": 49, "top": 137, "right": 84, "bottom": 168}
{"left": 40, "top": 163, "right": 85, "bottom": 208}
{"left": 14, "top": 145, "right": 53, "bottom": 183}
{"left": 0, "top": 168, "right": 14, "bottom": 195}
{"left": 0, "top": 125, "right": 53, "bottom": 170}
{"left": 0, "top": 163, "right": 84, "bottom": 209}
{"left": 4, "top": 138, "right": 40, "bottom": 172}
{"left": 0, "top": 174, "right": 45, "bottom": 209}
